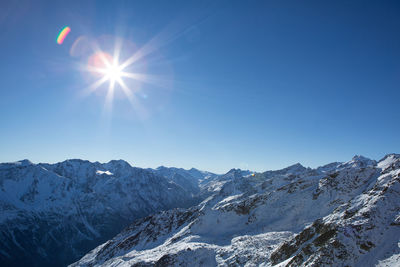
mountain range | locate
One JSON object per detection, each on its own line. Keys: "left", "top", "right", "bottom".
{"left": 1, "top": 154, "right": 399, "bottom": 266}
{"left": 72, "top": 154, "right": 400, "bottom": 266}
{"left": 0, "top": 159, "right": 213, "bottom": 266}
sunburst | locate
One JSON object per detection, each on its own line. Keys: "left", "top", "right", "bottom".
{"left": 79, "top": 36, "right": 173, "bottom": 118}
{"left": 84, "top": 43, "right": 141, "bottom": 113}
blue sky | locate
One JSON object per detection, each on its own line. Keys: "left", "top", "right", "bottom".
{"left": 1, "top": 1, "right": 399, "bottom": 173}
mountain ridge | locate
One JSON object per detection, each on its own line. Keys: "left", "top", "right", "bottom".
{"left": 0, "top": 159, "right": 215, "bottom": 266}
{"left": 1, "top": 154, "right": 398, "bottom": 266}
{"left": 70, "top": 154, "right": 400, "bottom": 267}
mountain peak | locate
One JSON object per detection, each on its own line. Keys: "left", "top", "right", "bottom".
{"left": 17, "top": 159, "right": 33, "bottom": 166}
{"left": 288, "top": 162, "right": 304, "bottom": 168}
{"left": 156, "top": 165, "right": 168, "bottom": 170}
{"left": 106, "top": 159, "right": 132, "bottom": 168}
{"left": 344, "top": 155, "right": 376, "bottom": 168}
{"left": 62, "top": 159, "right": 92, "bottom": 165}
{"left": 351, "top": 155, "right": 370, "bottom": 161}
{"left": 379, "top": 153, "right": 400, "bottom": 162}
{"left": 224, "top": 168, "right": 251, "bottom": 178}
{"left": 377, "top": 153, "right": 400, "bottom": 171}
{"left": 226, "top": 168, "right": 243, "bottom": 175}
{"left": 282, "top": 162, "right": 306, "bottom": 173}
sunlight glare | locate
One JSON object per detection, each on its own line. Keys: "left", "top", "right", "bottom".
{"left": 105, "top": 64, "right": 122, "bottom": 82}
{"left": 82, "top": 37, "right": 171, "bottom": 118}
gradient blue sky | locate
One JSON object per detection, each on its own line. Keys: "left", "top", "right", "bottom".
{"left": 1, "top": 0, "right": 399, "bottom": 173}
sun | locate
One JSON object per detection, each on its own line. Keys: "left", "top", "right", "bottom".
{"left": 87, "top": 51, "right": 131, "bottom": 94}
{"left": 105, "top": 63, "right": 122, "bottom": 83}
{"left": 82, "top": 39, "right": 165, "bottom": 116}
{"left": 83, "top": 50, "right": 138, "bottom": 113}
{"left": 88, "top": 51, "right": 124, "bottom": 84}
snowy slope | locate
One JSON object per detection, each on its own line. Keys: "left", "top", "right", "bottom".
{"left": 0, "top": 160, "right": 211, "bottom": 267}
{"left": 71, "top": 154, "right": 400, "bottom": 267}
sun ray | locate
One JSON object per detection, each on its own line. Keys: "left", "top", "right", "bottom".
{"left": 120, "top": 72, "right": 172, "bottom": 89}
{"left": 82, "top": 75, "right": 109, "bottom": 96}
{"left": 82, "top": 36, "right": 169, "bottom": 119}
{"left": 86, "top": 65, "right": 108, "bottom": 75}
{"left": 116, "top": 77, "right": 134, "bottom": 103}
{"left": 104, "top": 78, "right": 115, "bottom": 113}
{"left": 113, "top": 38, "right": 122, "bottom": 66}
{"left": 118, "top": 14, "right": 212, "bottom": 71}
{"left": 116, "top": 76, "right": 148, "bottom": 119}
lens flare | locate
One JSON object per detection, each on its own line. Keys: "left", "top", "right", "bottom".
{"left": 57, "top": 26, "right": 71, "bottom": 45}
{"left": 88, "top": 52, "right": 113, "bottom": 76}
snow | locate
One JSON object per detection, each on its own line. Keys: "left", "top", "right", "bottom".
{"left": 71, "top": 154, "right": 400, "bottom": 267}
{"left": 1, "top": 154, "right": 400, "bottom": 267}
{"left": 377, "top": 252, "right": 400, "bottom": 267}
{"left": 96, "top": 170, "right": 113, "bottom": 176}
{"left": 218, "top": 194, "right": 243, "bottom": 204}
{"left": 0, "top": 160, "right": 207, "bottom": 266}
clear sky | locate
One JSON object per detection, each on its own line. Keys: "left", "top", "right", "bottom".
{"left": 1, "top": 0, "right": 399, "bottom": 173}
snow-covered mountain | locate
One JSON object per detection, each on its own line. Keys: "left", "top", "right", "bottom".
{"left": 0, "top": 159, "right": 213, "bottom": 267}
{"left": 72, "top": 154, "right": 400, "bottom": 267}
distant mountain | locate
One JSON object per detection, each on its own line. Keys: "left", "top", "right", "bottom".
{"left": 152, "top": 166, "right": 216, "bottom": 182}
{"left": 0, "top": 159, "right": 215, "bottom": 266}
{"left": 149, "top": 166, "right": 213, "bottom": 196}
{"left": 71, "top": 154, "right": 400, "bottom": 267}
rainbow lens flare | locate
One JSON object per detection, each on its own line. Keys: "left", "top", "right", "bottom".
{"left": 57, "top": 26, "right": 71, "bottom": 45}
